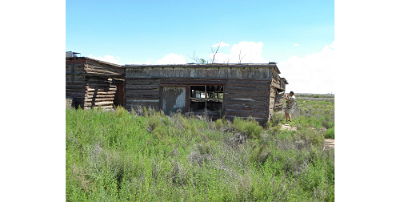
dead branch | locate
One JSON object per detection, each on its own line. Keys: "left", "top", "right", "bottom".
{"left": 190, "top": 51, "right": 201, "bottom": 64}
{"left": 238, "top": 49, "right": 246, "bottom": 64}
{"left": 211, "top": 42, "right": 222, "bottom": 64}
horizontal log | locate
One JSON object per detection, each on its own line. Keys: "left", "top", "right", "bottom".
{"left": 225, "top": 108, "right": 268, "bottom": 113}
{"left": 124, "top": 89, "right": 159, "bottom": 96}
{"left": 126, "top": 104, "right": 159, "bottom": 108}
{"left": 85, "top": 94, "right": 115, "bottom": 98}
{"left": 66, "top": 85, "right": 85, "bottom": 89}
{"left": 126, "top": 95, "right": 159, "bottom": 99}
{"left": 84, "top": 101, "right": 113, "bottom": 106}
{"left": 189, "top": 98, "right": 223, "bottom": 102}
{"left": 84, "top": 97, "right": 115, "bottom": 102}
{"left": 87, "top": 84, "right": 117, "bottom": 88}
{"left": 224, "top": 111, "right": 268, "bottom": 118}
{"left": 225, "top": 104, "right": 267, "bottom": 111}
{"left": 87, "top": 88, "right": 117, "bottom": 92}
{"left": 84, "top": 73, "right": 123, "bottom": 77}
{"left": 65, "top": 71, "right": 84, "bottom": 75}
{"left": 90, "top": 105, "right": 114, "bottom": 109}
{"left": 66, "top": 89, "right": 86, "bottom": 94}
{"left": 87, "top": 91, "right": 116, "bottom": 95}
{"left": 224, "top": 98, "right": 267, "bottom": 105}
{"left": 125, "top": 85, "right": 159, "bottom": 90}
{"left": 125, "top": 79, "right": 160, "bottom": 85}
{"left": 66, "top": 80, "right": 84, "bottom": 85}
{"left": 224, "top": 95, "right": 268, "bottom": 101}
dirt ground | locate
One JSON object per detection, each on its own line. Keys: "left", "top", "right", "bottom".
{"left": 281, "top": 124, "right": 335, "bottom": 150}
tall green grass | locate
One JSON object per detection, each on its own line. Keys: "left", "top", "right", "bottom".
{"left": 66, "top": 106, "right": 334, "bottom": 201}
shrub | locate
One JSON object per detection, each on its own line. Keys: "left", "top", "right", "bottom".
{"left": 233, "top": 117, "right": 264, "bottom": 139}
{"left": 249, "top": 144, "right": 269, "bottom": 165}
{"left": 324, "top": 128, "right": 335, "bottom": 139}
{"left": 214, "top": 118, "right": 224, "bottom": 131}
{"left": 270, "top": 113, "right": 285, "bottom": 127}
{"left": 115, "top": 105, "right": 128, "bottom": 118}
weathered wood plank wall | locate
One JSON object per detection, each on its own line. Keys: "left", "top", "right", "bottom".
{"left": 123, "top": 64, "right": 286, "bottom": 125}
{"left": 124, "top": 78, "right": 160, "bottom": 111}
{"left": 66, "top": 57, "right": 124, "bottom": 109}
{"left": 224, "top": 79, "right": 271, "bottom": 123}
{"left": 66, "top": 63, "right": 86, "bottom": 108}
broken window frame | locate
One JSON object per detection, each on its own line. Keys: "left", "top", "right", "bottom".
{"left": 189, "top": 85, "right": 223, "bottom": 114}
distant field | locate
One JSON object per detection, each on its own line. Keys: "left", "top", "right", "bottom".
{"left": 296, "top": 97, "right": 334, "bottom": 101}
{"left": 295, "top": 93, "right": 334, "bottom": 98}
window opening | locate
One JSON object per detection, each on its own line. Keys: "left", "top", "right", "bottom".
{"left": 189, "top": 85, "right": 223, "bottom": 118}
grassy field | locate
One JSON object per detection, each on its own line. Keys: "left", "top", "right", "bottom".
{"left": 66, "top": 100, "right": 334, "bottom": 201}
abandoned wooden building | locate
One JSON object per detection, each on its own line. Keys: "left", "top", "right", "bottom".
{"left": 66, "top": 52, "right": 124, "bottom": 109}
{"left": 122, "top": 63, "right": 288, "bottom": 124}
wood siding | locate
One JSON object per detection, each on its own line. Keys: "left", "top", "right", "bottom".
{"left": 123, "top": 64, "right": 286, "bottom": 125}
{"left": 66, "top": 57, "right": 124, "bottom": 109}
{"left": 124, "top": 78, "right": 160, "bottom": 111}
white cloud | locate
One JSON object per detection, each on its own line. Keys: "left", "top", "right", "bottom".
{"left": 88, "top": 54, "right": 120, "bottom": 65}
{"left": 329, "top": 39, "right": 336, "bottom": 48}
{"left": 155, "top": 53, "right": 187, "bottom": 64}
{"left": 212, "top": 41, "right": 230, "bottom": 48}
{"left": 278, "top": 41, "right": 335, "bottom": 94}
{"left": 294, "top": 44, "right": 299, "bottom": 46}
{"left": 209, "top": 41, "right": 268, "bottom": 63}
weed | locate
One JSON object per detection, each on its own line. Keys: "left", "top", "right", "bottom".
{"left": 324, "top": 128, "right": 335, "bottom": 139}
{"left": 233, "top": 117, "right": 264, "bottom": 139}
{"left": 66, "top": 102, "right": 334, "bottom": 201}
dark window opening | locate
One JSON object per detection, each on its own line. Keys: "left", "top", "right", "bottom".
{"left": 189, "top": 85, "right": 223, "bottom": 117}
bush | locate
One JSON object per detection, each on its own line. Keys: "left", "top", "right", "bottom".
{"left": 324, "top": 128, "right": 335, "bottom": 139}
{"left": 115, "top": 105, "right": 128, "bottom": 118}
{"left": 270, "top": 113, "right": 285, "bottom": 127}
{"left": 233, "top": 117, "right": 264, "bottom": 139}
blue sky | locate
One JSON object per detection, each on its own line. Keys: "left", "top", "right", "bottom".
{"left": 66, "top": 0, "right": 334, "bottom": 93}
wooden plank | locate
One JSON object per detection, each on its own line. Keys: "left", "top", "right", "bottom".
{"left": 126, "top": 105, "right": 160, "bottom": 111}
{"left": 85, "top": 94, "right": 115, "bottom": 98}
{"left": 223, "top": 99, "right": 267, "bottom": 106}
{"left": 87, "top": 84, "right": 117, "bottom": 88}
{"left": 126, "top": 103, "right": 159, "bottom": 108}
{"left": 224, "top": 111, "right": 268, "bottom": 118}
{"left": 224, "top": 94, "right": 268, "bottom": 101}
{"left": 225, "top": 104, "right": 267, "bottom": 111}
{"left": 124, "top": 89, "right": 159, "bottom": 95}
{"left": 125, "top": 79, "right": 160, "bottom": 85}
{"left": 125, "top": 85, "right": 159, "bottom": 90}
{"left": 84, "top": 97, "right": 115, "bottom": 102}
{"left": 90, "top": 105, "right": 114, "bottom": 109}
{"left": 66, "top": 85, "right": 84, "bottom": 89}
{"left": 87, "top": 91, "right": 116, "bottom": 95}
{"left": 87, "top": 88, "right": 117, "bottom": 92}
{"left": 65, "top": 70, "right": 84, "bottom": 75}
{"left": 225, "top": 108, "right": 268, "bottom": 113}
{"left": 84, "top": 101, "right": 113, "bottom": 106}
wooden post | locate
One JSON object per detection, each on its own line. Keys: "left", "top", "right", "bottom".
{"left": 204, "top": 85, "right": 207, "bottom": 113}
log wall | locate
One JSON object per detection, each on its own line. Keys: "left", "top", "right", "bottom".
{"left": 84, "top": 76, "right": 118, "bottom": 109}
{"left": 66, "top": 57, "right": 124, "bottom": 109}
{"left": 66, "top": 63, "right": 86, "bottom": 108}
{"left": 124, "top": 78, "right": 161, "bottom": 111}
{"left": 123, "top": 64, "right": 286, "bottom": 125}
{"left": 224, "top": 79, "right": 271, "bottom": 124}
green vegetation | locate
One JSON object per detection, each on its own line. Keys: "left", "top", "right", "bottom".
{"left": 66, "top": 103, "right": 334, "bottom": 201}
{"left": 289, "top": 100, "right": 335, "bottom": 139}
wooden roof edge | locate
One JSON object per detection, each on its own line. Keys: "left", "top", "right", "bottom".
{"left": 121, "top": 62, "right": 279, "bottom": 69}
{"left": 280, "top": 77, "right": 289, "bottom": 84}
